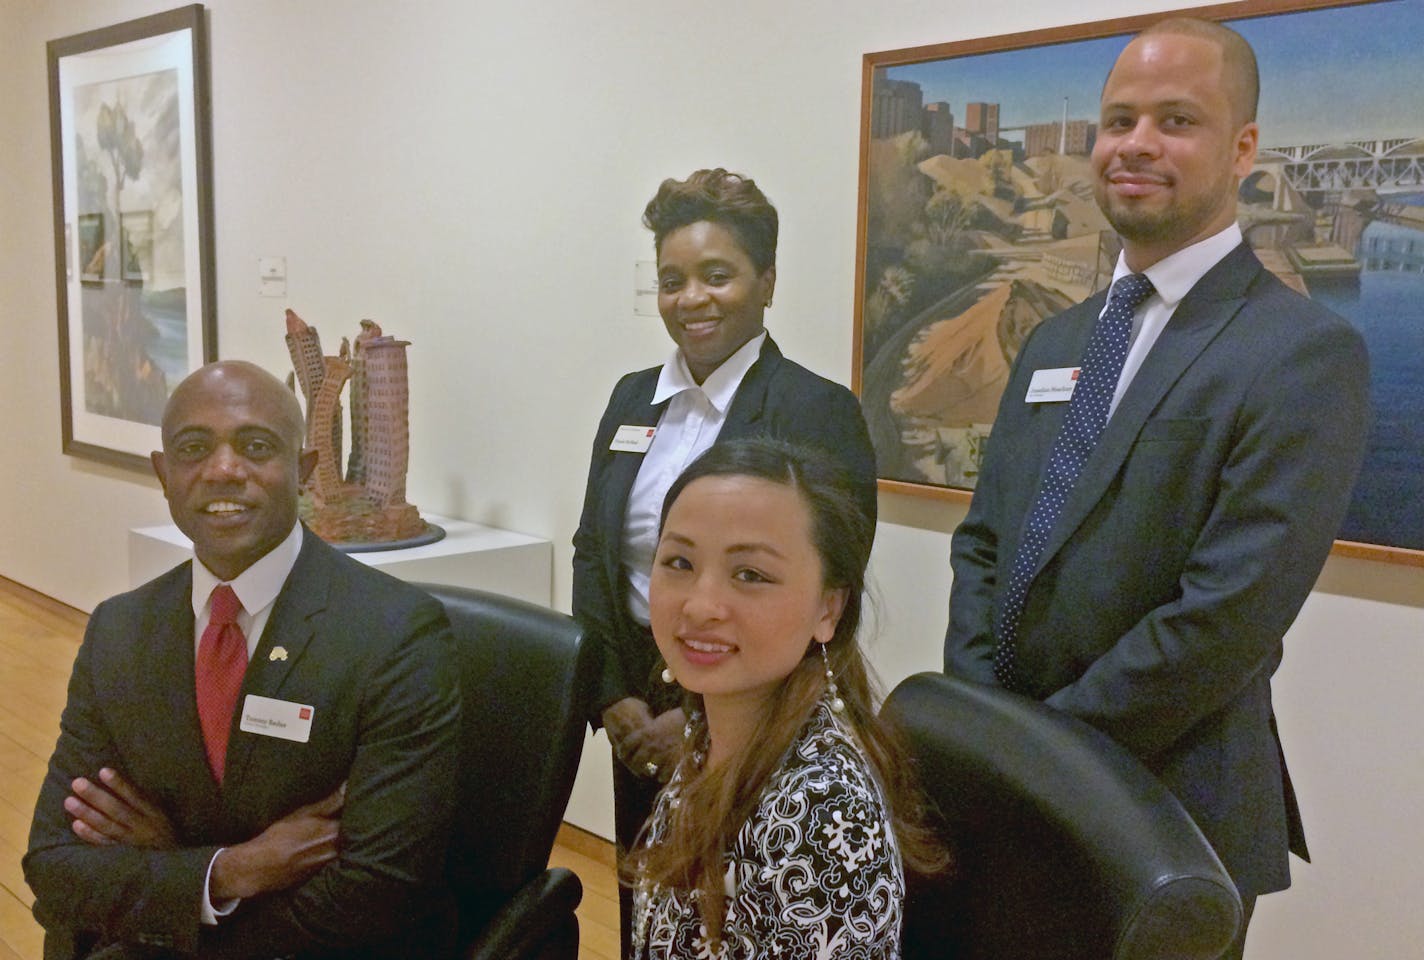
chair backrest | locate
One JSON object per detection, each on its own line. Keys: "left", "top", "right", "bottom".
{"left": 416, "top": 583, "right": 592, "bottom": 941}
{"left": 883, "top": 672, "right": 1241, "bottom": 960}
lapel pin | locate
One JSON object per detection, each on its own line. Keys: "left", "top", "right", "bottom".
{"left": 269, "top": 646, "right": 289, "bottom": 662}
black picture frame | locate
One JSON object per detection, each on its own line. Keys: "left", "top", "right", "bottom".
{"left": 48, "top": 4, "right": 216, "bottom": 471}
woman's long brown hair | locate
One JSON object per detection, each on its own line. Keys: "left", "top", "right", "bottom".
{"left": 625, "top": 438, "right": 948, "bottom": 943}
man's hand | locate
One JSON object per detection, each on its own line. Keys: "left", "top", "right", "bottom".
{"left": 209, "top": 785, "right": 346, "bottom": 901}
{"left": 66, "top": 768, "right": 177, "bottom": 849}
{"left": 619, "top": 707, "right": 686, "bottom": 783}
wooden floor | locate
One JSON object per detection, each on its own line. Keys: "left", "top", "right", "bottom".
{"left": 0, "top": 576, "right": 620, "bottom": 960}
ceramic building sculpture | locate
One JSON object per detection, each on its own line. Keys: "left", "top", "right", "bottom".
{"left": 284, "top": 309, "right": 436, "bottom": 547}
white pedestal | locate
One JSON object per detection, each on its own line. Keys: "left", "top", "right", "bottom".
{"left": 565, "top": 730, "right": 616, "bottom": 840}
{"left": 127, "top": 516, "right": 552, "bottom": 605}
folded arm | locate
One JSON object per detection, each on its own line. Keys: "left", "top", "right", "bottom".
{"left": 26, "top": 599, "right": 462, "bottom": 959}
{"left": 24, "top": 612, "right": 218, "bottom": 954}
{"left": 200, "top": 605, "right": 461, "bottom": 959}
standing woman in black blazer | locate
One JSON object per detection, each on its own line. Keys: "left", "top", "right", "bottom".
{"left": 572, "top": 168, "right": 876, "bottom": 953}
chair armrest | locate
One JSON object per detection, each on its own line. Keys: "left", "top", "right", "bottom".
{"left": 463, "top": 868, "right": 583, "bottom": 960}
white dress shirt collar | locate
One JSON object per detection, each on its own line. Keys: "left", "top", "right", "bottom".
{"left": 190, "top": 521, "right": 305, "bottom": 652}
{"left": 1113, "top": 221, "right": 1243, "bottom": 310}
{"left": 651, "top": 331, "right": 767, "bottom": 411}
{"left": 1105, "top": 223, "right": 1243, "bottom": 416}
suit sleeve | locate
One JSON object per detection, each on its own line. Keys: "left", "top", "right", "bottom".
{"left": 1046, "top": 321, "right": 1370, "bottom": 756}
{"left": 201, "top": 599, "right": 461, "bottom": 958}
{"left": 813, "top": 385, "right": 879, "bottom": 528}
{"left": 765, "top": 379, "right": 879, "bottom": 526}
{"left": 24, "top": 602, "right": 218, "bottom": 955}
{"left": 944, "top": 327, "right": 1046, "bottom": 684}
{"left": 572, "top": 377, "right": 635, "bottom": 722}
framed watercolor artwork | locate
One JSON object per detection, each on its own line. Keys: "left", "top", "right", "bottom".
{"left": 48, "top": 4, "right": 216, "bottom": 471}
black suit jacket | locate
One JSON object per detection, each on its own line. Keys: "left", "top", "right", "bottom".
{"left": 25, "top": 529, "right": 462, "bottom": 959}
{"left": 945, "top": 244, "right": 1370, "bottom": 897}
{"left": 572, "top": 336, "right": 877, "bottom": 718}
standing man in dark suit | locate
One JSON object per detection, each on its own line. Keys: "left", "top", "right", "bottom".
{"left": 944, "top": 18, "right": 1370, "bottom": 956}
{"left": 25, "top": 361, "right": 462, "bottom": 959}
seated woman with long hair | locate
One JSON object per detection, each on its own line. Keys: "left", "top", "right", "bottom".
{"left": 627, "top": 437, "right": 945, "bottom": 959}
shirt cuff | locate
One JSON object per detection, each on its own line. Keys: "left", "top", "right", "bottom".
{"left": 201, "top": 848, "right": 242, "bottom": 925}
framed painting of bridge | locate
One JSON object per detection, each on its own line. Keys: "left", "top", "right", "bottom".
{"left": 853, "top": 0, "right": 1424, "bottom": 564}
{"left": 47, "top": 5, "right": 216, "bottom": 472}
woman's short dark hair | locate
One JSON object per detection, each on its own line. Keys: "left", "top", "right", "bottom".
{"left": 642, "top": 168, "right": 779, "bottom": 274}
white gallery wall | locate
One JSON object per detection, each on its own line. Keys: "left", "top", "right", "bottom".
{"left": 1, "top": 1, "right": 1420, "bottom": 957}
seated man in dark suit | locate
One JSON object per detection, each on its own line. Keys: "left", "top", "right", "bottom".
{"left": 25, "top": 360, "right": 462, "bottom": 959}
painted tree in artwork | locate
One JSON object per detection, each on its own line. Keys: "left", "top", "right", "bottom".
{"left": 81, "top": 95, "right": 167, "bottom": 425}
{"left": 97, "top": 101, "right": 144, "bottom": 278}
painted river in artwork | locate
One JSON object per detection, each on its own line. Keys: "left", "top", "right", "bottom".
{"left": 1313, "top": 198, "right": 1424, "bottom": 550}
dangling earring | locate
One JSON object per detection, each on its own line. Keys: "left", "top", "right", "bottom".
{"left": 661, "top": 667, "right": 675, "bottom": 684}
{"left": 819, "top": 643, "right": 845, "bottom": 713}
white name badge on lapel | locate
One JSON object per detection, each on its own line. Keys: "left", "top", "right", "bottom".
{"left": 610, "top": 424, "right": 656, "bottom": 453}
{"left": 1025, "top": 367, "right": 1080, "bottom": 403}
{"left": 239, "top": 694, "right": 314, "bottom": 743}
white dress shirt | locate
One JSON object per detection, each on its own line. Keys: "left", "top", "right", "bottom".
{"left": 621, "top": 331, "right": 767, "bottom": 624}
{"left": 188, "top": 521, "right": 304, "bottom": 923}
{"left": 1107, "top": 222, "right": 1243, "bottom": 417}
{"left": 190, "top": 521, "right": 304, "bottom": 659}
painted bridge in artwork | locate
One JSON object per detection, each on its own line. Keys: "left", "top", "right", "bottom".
{"left": 1260, "top": 137, "right": 1424, "bottom": 193}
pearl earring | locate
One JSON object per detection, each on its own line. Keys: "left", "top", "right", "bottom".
{"left": 661, "top": 667, "right": 675, "bottom": 684}
{"left": 820, "top": 643, "right": 844, "bottom": 713}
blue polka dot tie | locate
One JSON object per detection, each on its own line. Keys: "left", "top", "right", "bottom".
{"left": 992, "top": 273, "right": 1155, "bottom": 692}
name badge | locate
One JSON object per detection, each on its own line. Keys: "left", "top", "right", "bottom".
{"left": 1026, "top": 367, "right": 1079, "bottom": 403}
{"left": 239, "top": 694, "right": 314, "bottom": 743}
{"left": 610, "top": 424, "right": 656, "bottom": 453}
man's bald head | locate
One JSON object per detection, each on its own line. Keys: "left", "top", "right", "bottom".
{"left": 1133, "top": 17, "right": 1259, "bottom": 127}
{"left": 154, "top": 360, "right": 316, "bottom": 581}
{"left": 162, "top": 361, "right": 307, "bottom": 452}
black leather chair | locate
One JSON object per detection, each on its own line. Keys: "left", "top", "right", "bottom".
{"left": 417, "top": 583, "right": 593, "bottom": 960}
{"left": 883, "top": 672, "right": 1241, "bottom": 960}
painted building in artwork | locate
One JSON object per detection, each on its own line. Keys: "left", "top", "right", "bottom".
{"left": 871, "top": 73, "right": 924, "bottom": 139}
{"left": 1024, "top": 119, "right": 1097, "bottom": 158}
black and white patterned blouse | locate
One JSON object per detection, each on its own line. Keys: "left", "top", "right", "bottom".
{"left": 631, "top": 698, "right": 904, "bottom": 960}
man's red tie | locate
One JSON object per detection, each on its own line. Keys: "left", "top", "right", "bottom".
{"left": 196, "top": 584, "right": 248, "bottom": 783}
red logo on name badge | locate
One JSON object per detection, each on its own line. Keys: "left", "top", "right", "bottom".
{"left": 646, "top": 428, "right": 655, "bottom": 437}
{"left": 299, "top": 707, "right": 312, "bottom": 720}
{"left": 1071, "top": 369, "right": 1081, "bottom": 381}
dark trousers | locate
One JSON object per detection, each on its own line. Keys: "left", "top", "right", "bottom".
{"left": 613, "top": 756, "right": 663, "bottom": 959}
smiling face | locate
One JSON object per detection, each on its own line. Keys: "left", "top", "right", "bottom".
{"left": 1091, "top": 31, "right": 1258, "bottom": 270}
{"left": 657, "top": 220, "right": 775, "bottom": 384}
{"left": 151, "top": 362, "right": 317, "bottom": 582}
{"left": 650, "top": 474, "right": 845, "bottom": 722}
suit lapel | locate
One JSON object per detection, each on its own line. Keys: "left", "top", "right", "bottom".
{"left": 139, "top": 565, "right": 226, "bottom": 817}
{"left": 1035, "top": 245, "right": 1261, "bottom": 575}
{"left": 720, "top": 336, "right": 780, "bottom": 438}
{"left": 221, "top": 531, "right": 331, "bottom": 794}
{"left": 598, "top": 338, "right": 777, "bottom": 588}
{"left": 600, "top": 373, "right": 666, "bottom": 589}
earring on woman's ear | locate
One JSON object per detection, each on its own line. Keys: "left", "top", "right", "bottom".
{"left": 819, "top": 643, "right": 845, "bottom": 714}
{"left": 661, "top": 667, "right": 675, "bottom": 684}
